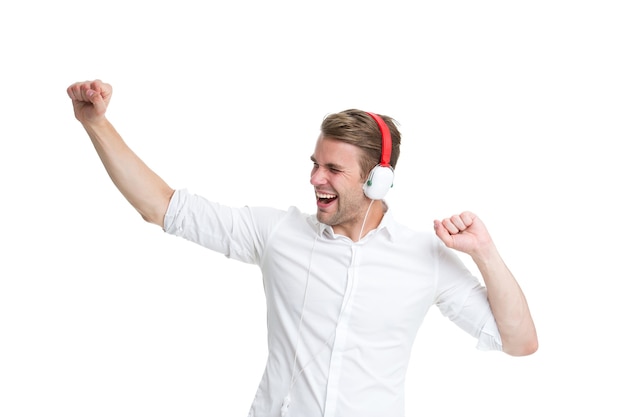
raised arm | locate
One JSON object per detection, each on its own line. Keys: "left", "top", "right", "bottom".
{"left": 434, "top": 212, "right": 538, "bottom": 356}
{"left": 67, "top": 80, "right": 174, "bottom": 227}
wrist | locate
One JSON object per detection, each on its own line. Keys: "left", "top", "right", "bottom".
{"left": 81, "top": 117, "right": 109, "bottom": 129}
{"left": 470, "top": 242, "right": 500, "bottom": 267}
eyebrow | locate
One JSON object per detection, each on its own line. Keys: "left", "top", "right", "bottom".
{"left": 310, "top": 156, "right": 344, "bottom": 171}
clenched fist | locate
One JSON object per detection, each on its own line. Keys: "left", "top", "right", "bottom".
{"left": 67, "top": 79, "right": 112, "bottom": 125}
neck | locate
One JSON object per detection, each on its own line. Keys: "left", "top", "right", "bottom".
{"left": 356, "top": 199, "right": 376, "bottom": 241}
{"left": 348, "top": 200, "right": 386, "bottom": 242}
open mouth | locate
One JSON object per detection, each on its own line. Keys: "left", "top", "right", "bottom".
{"left": 316, "top": 192, "right": 337, "bottom": 205}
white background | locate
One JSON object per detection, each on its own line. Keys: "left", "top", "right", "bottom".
{"left": 1, "top": 1, "right": 624, "bottom": 416}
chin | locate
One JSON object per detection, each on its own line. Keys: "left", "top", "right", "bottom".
{"left": 315, "top": 211, "right": 334, "bottom": 226}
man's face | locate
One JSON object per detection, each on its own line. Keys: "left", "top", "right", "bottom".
{"left": 310, "top": 136, "right": 370, "bottom": 236}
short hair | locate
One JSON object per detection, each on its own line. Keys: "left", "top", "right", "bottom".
{"left": 320, "top": 109, "right": 401, "bottom": 180}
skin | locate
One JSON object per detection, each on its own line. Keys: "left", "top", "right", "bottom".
{"left": 67, "top": 79, "right": 538, "bottom": 357}
{"left": 434, "top": 213, "right": 538, "bottom": 356}
{"left": 67, "top": 80, "right": 174, "bottom": 226}
{"left": 310, "top": 135, "right": 385, "bottom": 241}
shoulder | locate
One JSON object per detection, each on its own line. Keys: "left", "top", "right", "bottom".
{"left": 384, "top": 212, "right": 440, "bottom": 247}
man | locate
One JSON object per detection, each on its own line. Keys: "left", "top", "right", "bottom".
{"left": 67, "top": 79, "right": 537, "bottom": 417}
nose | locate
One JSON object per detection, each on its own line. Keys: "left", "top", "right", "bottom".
{"left": 310, "top": 166, "right": 327, "bottom": 186}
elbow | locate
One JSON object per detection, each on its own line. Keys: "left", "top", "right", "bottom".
{"left": 139, "top": 209, "right": 166, "bottom": 228}
{"left": 503, "top": 334, "right": 539, "bottom": 357}
{"left": 497, "top": 308, "right": 539, "bottom": 357}
{"left": 524, "top": 336, "right": 539, "bottom": 356}
{"left": 140, "top": 212, "right": 160, "bottom": 227}
{"left": 136, "top": 189, "right": 174, "bottom": 228}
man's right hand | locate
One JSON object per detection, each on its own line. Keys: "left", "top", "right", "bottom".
{"left": 65, "top": 79, "right": 174, "bottom": 227}
{"left": 66, "top": 79, "right": 112, "bottom": 125}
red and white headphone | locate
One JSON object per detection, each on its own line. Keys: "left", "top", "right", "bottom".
{"left": 363, "top": 112, "right": 394, "bottom": 200}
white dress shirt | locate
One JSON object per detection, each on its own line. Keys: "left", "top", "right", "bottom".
{"left": 164, "top": 189, "right": 502, "bottom": 417}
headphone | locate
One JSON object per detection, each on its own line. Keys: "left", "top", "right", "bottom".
{"left": 363, "top": 112, "right": 394, "bottom": 200}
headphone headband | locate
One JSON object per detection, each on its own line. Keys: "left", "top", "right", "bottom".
{"left": 365, "top": 112, "right": 392, "bottom": 167}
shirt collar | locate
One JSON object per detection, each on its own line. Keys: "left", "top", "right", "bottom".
{"left": 313, "top": 201, "right": 397, "bottom": 243}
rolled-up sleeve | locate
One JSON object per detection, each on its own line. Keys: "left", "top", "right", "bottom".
{"left": 163, "top": 189, "right": 288, "bottom": 264}
{"left": 434, "top": 240, "right": 503, "bottom": 352}
{"left": 164, "top": 189, "right": 239, "bottom": 257}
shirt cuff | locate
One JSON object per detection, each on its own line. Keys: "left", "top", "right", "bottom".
{"left": 163, "top": 188, "right": 186, "bottom": 233}
{"left": 476, "top": 314, "right": 503, "bottom": 351}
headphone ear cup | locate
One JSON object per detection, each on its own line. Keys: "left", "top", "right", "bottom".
{"left": 363, "top": 165, "right": 394, "bottom": 200}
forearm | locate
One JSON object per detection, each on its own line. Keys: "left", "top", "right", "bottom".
{"left": 83, "top": 118, "right": 174, "bottom": 227}
{"left": 472, "top": 246, "right": 538, "bottom": 356}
